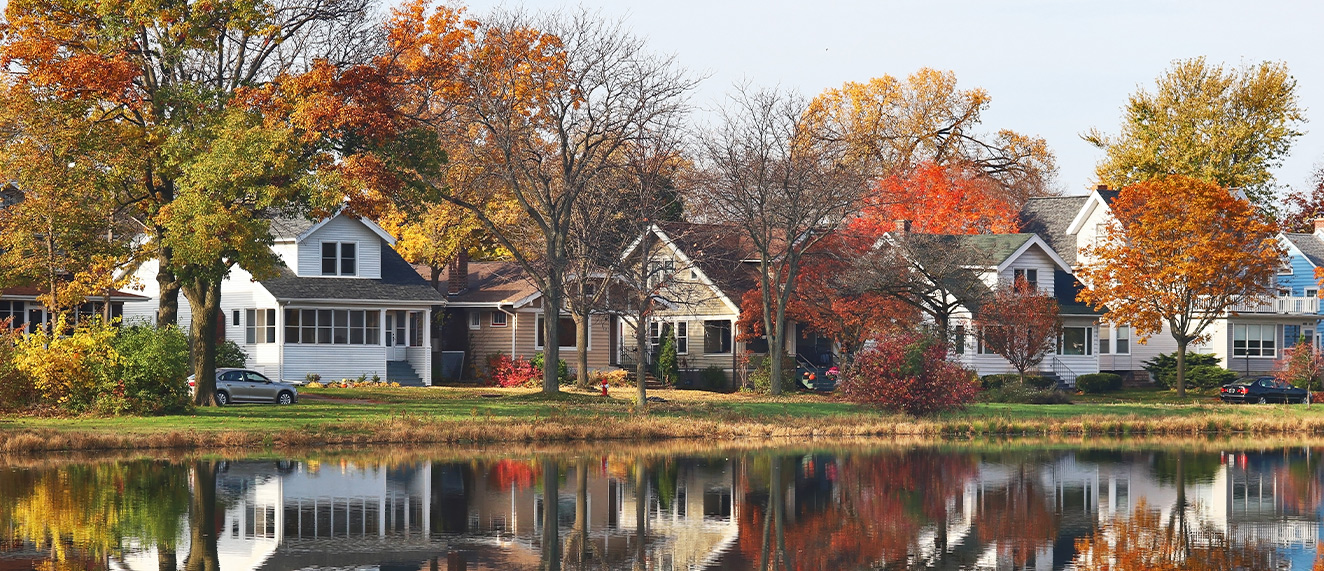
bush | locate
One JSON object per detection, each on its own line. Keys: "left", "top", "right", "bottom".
{"left": 590, "top": 369, "right": 633, "bottom": 388}
{"left": 1186, "top": 364, "right": 1238, "bottom": 389}
{"left": 530, "top": 352, "right": 572, "bottom": 385}
{"left": 699, "top": 365, "right": 728, "bottom": 391}
{"left": 0, "top": 330, "right": 36, "bottom": 409}
{"left": 980, "top": 374, "right": 1018, "bottom": 390}
{"left": 746, "top": 355, "right": 797, "bottom": 394}
{"left": 110, "top": 324, "right": 192, "bottom": 415}
{"left": 657, "top": 325, "right": 679, "bottom": 386}
{"left": 12, "top": 316, "right": 118, "bottom": 414}
{"left": 1076, "top": 373, "right": 1123, "bottom": 394}
{"left": 1143, "top": 351, "right": 1220, "bottom": 388}
{"left": 980, "top": 384, "right": 1073, "bottom": 404}
{"left": 839, "top": 332, "right": 979, "bottom": 416}
{"left": 485, "top": 353, "right": 540, "bottom": 388}
{"left": 1023, "top": 375, "right": 1056, "bottom": 389}
{"left": 216, "top": 339, "right": 247, "bottom": 368}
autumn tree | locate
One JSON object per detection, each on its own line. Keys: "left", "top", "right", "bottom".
{"left": 1281, "top": 165, "right": 1324, "bottom": 233}
{"left": 973, "top": 280, "right": 1062, "bottom": 385}
{"left": 1077, "top": 175, "right": 1283, "bottom": 397}
{"left": 1085, "top": 57, "right": 1304, "bottom": 207}
{"left": 695, "top": 86, "right": 870, "bottom": 394}
{"left": 1274, "top": 341, "right": 1324, "bottom": 399}
{"left": 806, "top": 68, "right": 1058, "bottom": 203}
{"left": 384, "top": 4, "right": 696, "bottom": 394}
{"left": 848, "top": 232, "right": 995, "bottom": 337}
{"left": 852, "top": 161, "right": 1023, "bottom": 237}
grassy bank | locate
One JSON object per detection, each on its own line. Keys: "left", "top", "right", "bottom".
{"left": 2, "top": 386, "right": 1323, "bottom": 453}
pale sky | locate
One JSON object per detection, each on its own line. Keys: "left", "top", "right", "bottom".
{"left": 459, "top": 0, "right": 1324, "bottom": 197}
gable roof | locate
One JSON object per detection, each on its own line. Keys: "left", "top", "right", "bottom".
{"left": 259, "top": 244, "right": 444, "bottom": 304}
{"left": 655, "top": 221, "right": 758, "bottom": 307}
{"left": 269, "top": 212, "right": 397, "bottom": 245}
{"left": 439, "top": 261, "right": 541, "bottom": 307}
{"left": 1020, "top": 195, "right": 1089, "bottom": 266}
{"left": 1282, "top": 232, "right": 1324, "bottom": 267}
{"left": 1065, "top": 188, "right": 1118, "bottom": 236}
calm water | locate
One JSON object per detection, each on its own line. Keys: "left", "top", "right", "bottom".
{"left": 2, "top": 443, "right": 1321, "bottom": 570}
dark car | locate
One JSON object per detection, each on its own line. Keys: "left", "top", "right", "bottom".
{"left": 1220, "top": 376, "right": 1309, "bottom": 404}
{"left": 187, "top": 368, "right": 299, "bottom": 406}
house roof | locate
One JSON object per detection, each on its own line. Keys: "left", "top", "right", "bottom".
{"left": 1020, "top": 195, "right": 1089, "bottom": 266}
{"left": 259, "top": 244, "right": 445, "bottom": 304}
{"left": 1283, "top": 233, "right": 1324, "bottom": 267}
{"left": 655, "top": 221, "right": 760, "bottom": 302}
{"left": 896, "top": 233, "right": 1035, "bottom": 267}
{"left": 439, "top": 261, "right": 541, "bottom": 306}
{"left": 268, "top": 216, "right": 316, "bottom": 241}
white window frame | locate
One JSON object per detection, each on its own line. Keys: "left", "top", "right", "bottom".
{"left": 1099, "top": 323, "right": 1110, "bottom": 354}
{"left": 1013, "top": 268, "right": 1038, "bottom": 290}
{"left": 1114, "top": 325, "right": 1130, "bottom": 355}
{"left": 283, "top": 308, "right": 380, "bottom": 345}
{"left": 1233, "top": 323, "right": 1276, "bottom": 358}
{"left": 1057, "top": 326, "right": 1093, "bottom": 356}
{"left": 675, "top": 321, "right": 688, "bottom": 355}
{"left": 1308, "top": 289, "right": 1318, "bottom": 298}
{"left": 320, "top": 241, "right": 358, "bottom": 276}
{"left": 702, "top": 319, "right": 733, "bottom": 355}
{"left": 535, "top": 313, "right": 585, "bottom": 351}
{"left": 491, "top": 311, "right": 508, "bottom": 327}
{"left": 469, "top": 311, "right": 481, "bottom": 330}
{"left": 245, "top": 309, "right": 277, "bottom": 344}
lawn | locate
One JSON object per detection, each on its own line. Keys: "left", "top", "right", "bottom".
{"left": 4, "top": 384, "right": 1324, "bottom": 453}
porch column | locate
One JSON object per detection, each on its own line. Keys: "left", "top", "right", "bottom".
{"left": 424, "top": 307, "right": 432, "bottom": 386}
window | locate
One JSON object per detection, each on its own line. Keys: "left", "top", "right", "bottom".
{"left": 1286, "top": 325, "right": 1301, "bottom": 348}
{"left": 649, "top": 321, "right": 662, "bottom": 346}
{"left": 536, "top": 315, "right": 579, "bottom": 349}
{"left": 1279, "top": 263, "right": 1294, "bottom": 275}
{"left": 320, "top": 242, "right": 357, "bottom": 276}
{"left": 284, "top": 309, "right": 379, "bottom": 345}
{"left": 233, "top": 310, "right": 240, "bottom": 326}
{"left": 1233, "top": 324, "right": 1276, "bottom": 357}
{"left": 0, "top": 301, "right": 25, "bottom": 330}
{"left": 491, "top": 311, "right": 508, "bottom": 327}
{"left": 409, "top": 311, "right": 424, "bottom": 347}
{"left": 1115, "top": 325, "right": 1130, "bottom": 354}
{"left": 977, "top": 326, "right": 999, "bottom": 354}
{"left": 648, "top": 259, "right": 675, "bottom": 287}
{"left": 953, "top": 325, "right": 966, "bottom": 355}
{"left": 1013, "top": 268, "right": 1038, "bottom": 290}
{"left": 469, "top": 311, "right": 481, "bottom": 330}
{"left": 1309, "top": 289, "right": 1318, "bottom": 298}
{"left": 1058, "top": 327, "right": 1092, "bottom": 356}
{"left": 703, "top": 320, "right": 732, "bottom": 354}
{"left": 245, "top": 309, "right": 276, "bottom": 344}
{"left": 675, "top": 321, "right": 688, "bottom": 355}
{"left": 1099, "top": 324, "right": 1110, "bottom": 354}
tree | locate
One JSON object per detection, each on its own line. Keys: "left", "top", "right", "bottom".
{"left": 838, "top": 330, "right": 979, "bottom": 416}
{"left": 383, "top": 4, "right": 696, "bottom": 394}
{"left": 852, "top": 161, "right": 1023, "bottom": 237}
{"left": 973, "top": 280, "right": 1062, "bottom": 385}
{"left": 1085, "top": 57, "right": 1304, "bottom": 207}
{"left": 695, "top": 86, "right": 870, "bottom": 394}
{"left": 1076, "top": 175, "right": 1283, "bottom": 397}
{"left": 1274, "top": 341, "right": 1324, "bottom": 402}
{"left": 806, "top": 68, "right": 1058, "bottom": 203}
{"left": 848, "top": 232, "right": 995, "bottom": 336}
{"left": 1281, "top": 165, "right": 1324, "bottom": 233}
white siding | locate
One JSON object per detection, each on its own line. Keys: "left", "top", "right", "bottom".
{"left": 295, "top": 216, "right": 383, "bottom": 279}
{"left": 405, "top": 346, "right": 430, "bottom": 385}
{"left": 271, "top": 243, "right": 298, "bottom": 270}
{"left": 998, "top": 243, "right": 1056, "bottom": 294}
{"left": 282, "top": 345, "right": 386, "bottom": 382}
{"left": 1072, "top": 201, "right": 1113, "bottom": 270}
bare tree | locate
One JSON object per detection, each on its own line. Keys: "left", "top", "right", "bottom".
{"left": 849, "top": 232, "right": 994, "bottom": 336}
{"left": 693, "top": 86, "right": 870, "bottom": 394}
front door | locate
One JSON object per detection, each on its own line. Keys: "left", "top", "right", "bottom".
{"left": 385, "top": 311, "right": 407, "bottom": 361}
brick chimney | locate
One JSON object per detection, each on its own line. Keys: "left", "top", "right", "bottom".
{"left": 894, "top": 219, "right": 911, "bottom": 233}
{"left": 447, "top": 251, "right": 469, "bottom": 295}
{"left": 1313, "top": 218, "right": 1324, "bottom": 234}
{"left": 1097, "top": 184, "right": 1109, "bottom": 192}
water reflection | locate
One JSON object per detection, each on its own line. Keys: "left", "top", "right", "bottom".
{"left": 3, "top": 445, "right": 1324, "bottom": 569}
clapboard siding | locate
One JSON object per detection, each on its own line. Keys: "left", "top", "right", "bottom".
{"left": 998, "top": 243, "right": 1056, "bottom": 294}
{"left": 405, "top": 347, "right": 431, "bottom": 385}
{"left": 296, "top": 216, "right": 383, "bottom": 279}
{"left": 282, "top": 345, "right": 386, "bottom": 382}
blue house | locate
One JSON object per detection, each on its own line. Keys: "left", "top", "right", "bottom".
{"left": 1276, "top": 225, "right": 1324, "bottom": 351}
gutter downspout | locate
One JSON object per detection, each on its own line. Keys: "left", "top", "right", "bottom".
{"left": 500, "top": 306, "right": 517, "bottom": 357}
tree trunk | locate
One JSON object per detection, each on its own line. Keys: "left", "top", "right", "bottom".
{"left": 183, "top": 462, "right": 219, "bottom": 571}
{"left": 185, "top": 279, "right": 222, "bottom": 406}
{"left": 542, "top": 278, "right": 563, "bottom": 395}
{"left": 768, "top": 307, "right": 788, "bottom": 396}
{"left": 569, "top": 458, "right": 588, "bottom": 566}
{"left": 633, "top": 458, "right": 647, "bottom": 571}
{"left": 541, "top": 457, "right": 560, "bottom": 571}
{"left": 156, "top": 544, "right": 177, "bottom": 571}
{"left": 575, "top": 314, "right": 590, "bottom": 390}
{"left": 635, "top": 317, "right": 649, "bottom": 410}
{"left": 156, "top": 241, "right": 181, "bottom": 327}
{"left": 430, "top": 266, "right": 442, "bottom": 293}
{"left": 1175, "top": 339, "right": 1188, "bottom": 398}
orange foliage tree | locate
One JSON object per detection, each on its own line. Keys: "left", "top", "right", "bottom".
{"left": 973, "top": 280, "right": 1062, "bottom": 385}
{"left": 1074, "top": 498, "right": 1284, "bottom": 570}
{"left": 852, "top": 161, "right": 1023, "bottom": 237}
{"left": 1076, "top": 175, "right": 1282, "bottom": 397}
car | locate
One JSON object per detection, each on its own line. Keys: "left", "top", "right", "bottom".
{"left": 187, "top": 368, "right": 299, "bottom": 406}
{"left": 1220, "top": 376, "right": 1310, "bottom": 404}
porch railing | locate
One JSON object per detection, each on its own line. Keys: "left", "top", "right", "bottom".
{"left": 1228, "top": 296, "right": 1319, "bottom": 315}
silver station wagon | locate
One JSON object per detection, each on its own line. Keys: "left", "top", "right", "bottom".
{"left": 188, "top": 368, "right": 299, "bottom": 406}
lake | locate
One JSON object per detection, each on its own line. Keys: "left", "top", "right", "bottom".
{"left": 1, "top": 440, "right": 1320, "bottom": 570}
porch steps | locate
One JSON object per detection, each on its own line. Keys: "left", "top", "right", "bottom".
{"left": 387, "top": 361, "right": 426, "bottom": 387}
{"left": 1040, "top": 372, "right": 1070, "bottom": 390}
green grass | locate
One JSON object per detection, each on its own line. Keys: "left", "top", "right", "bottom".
{"left": 6, "top": 385, "right": 1324, "bottom": 452}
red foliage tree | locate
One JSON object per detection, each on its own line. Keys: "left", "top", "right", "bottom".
{"left": 1282, "top": 167, "right": 1324, "bottom": 232}
{"left": 839, "top": 330, "right": 979, "bottom": 416}
{"left": 1273, "top": 342, "right": 1324, "bottom": 394}
{"left": 852, "top": 161, "right": 1023, "bottom": 237}
{"left": 972, "top": 280, "right": 1062, "bottom": 384}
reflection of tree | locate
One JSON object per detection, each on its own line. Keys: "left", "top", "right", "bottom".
{"left": 0, "top": 460, "right": 189, "bottom": 567}
{"left": 562, "top": 458, "right": 603, "bottom": 570}
{"left": 183, "top": 461, "right": 220, "bottom": 571}
{"left": 1074, "top": 498, "right": 1283, "bottom": 569}
{"left": 541, "top": 458, "right": 561, "bottom": 571}
{"left": 971, "top": 465, "right": 1058, "bottom": 568}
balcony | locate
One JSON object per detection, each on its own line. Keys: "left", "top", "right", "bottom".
{"left": 1228, "top": 296, "right": 1320, "bottom": 315}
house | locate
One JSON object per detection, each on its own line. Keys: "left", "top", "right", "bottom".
{"left": 1023, "top": 185, "right": 1314, "bottom": 379}
{"left": 121, "top": 212, "right": 445, "bottom": 385}
{"left": 0, "top": 286, "right": 146, "bottom": 333}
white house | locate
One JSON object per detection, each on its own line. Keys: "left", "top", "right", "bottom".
{"left": 122, "top": 213, "right": 445, "bottom": 385}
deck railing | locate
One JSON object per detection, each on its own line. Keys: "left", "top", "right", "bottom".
{"left": 1228, "top": 296, "right": 1319, "bottom": 315}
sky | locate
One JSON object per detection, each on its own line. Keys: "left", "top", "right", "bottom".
{"left": 457, "top": 0, "right": 1324, "bottom": 197}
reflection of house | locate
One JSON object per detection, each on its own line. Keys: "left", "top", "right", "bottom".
{"left": 121, "top": 212, "right": 445, "bottom": 384}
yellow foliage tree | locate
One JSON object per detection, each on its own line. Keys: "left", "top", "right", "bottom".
{"left": 12, "top": 316, "right": 118, "bottom": 412}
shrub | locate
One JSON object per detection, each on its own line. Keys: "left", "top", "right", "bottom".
{"left": 1186, "top": 364, "right": 1238, "bottom": 389}
{"left": 657, "top": 325, "right": 679, "bottom": 386}
{"left": 746, "top": 355, "right": 797, "bottom": 394}
{"left": 486, "top": 353, "right": 541, "bottom": 388}
{"left": 305, "top": 373, "right": 321, "bottom": 384}
{"left": 1143, "top": 351, "right": 1220, "bottom": 388}
{"left": 110, "top": 324, "right": 192, "bottom": 415}
{"left": 216, "top": 339, "right": 247, "bottom": 368}
{"left": 1076, "top": 373, "right": 1124, "bottom": 394}
{"left": 1023, "top": 375, "right": 1057, "bottom": 389}
{"left": 590, "top": 369, "right": 633, "bottom": 388}
{"left": 980, "top": 384, "right": 1073, "bottom": 404}
{"left": 0, "top": 330, "right": 36, "bottom": 409}
{"left": 530, "top": 352, "right": 572, "bottom": 385}
{"left": 980, "top": 374, "right": 1018, "bottom": 390}
{"left": 699, "top": 365, "right": 728, "bottom": 391}
{"left": 12, "top": 316, "right": 118, "bottom": 414}
{"left": 839, "top": 331, "right": 979, "bottom": 416}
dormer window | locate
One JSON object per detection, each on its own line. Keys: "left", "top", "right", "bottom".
{"left": 321, "top": 242, "right": 356, "bottom": 276}
{"left": 1013, "top": 268, "right": 1038, "bottom": 290}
